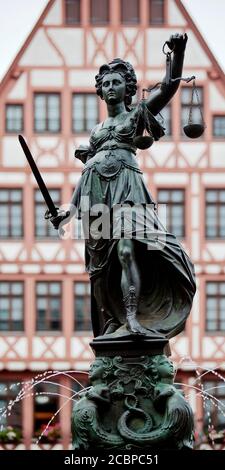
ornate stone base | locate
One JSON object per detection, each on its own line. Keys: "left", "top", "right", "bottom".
{"left": 72, "top": 339, "right": 194, "bottom": 451}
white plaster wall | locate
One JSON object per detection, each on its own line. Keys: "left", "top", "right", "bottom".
{"left": 209, "top": 82, "right": 225, "bottom": 111}
{"left": 48, "top": 29, "right": 84, "bottom": 66}
{"left": 202, "top": 172, "right": 225, "bottom": 184}
{"left": 43, "top": 0, "right": 62, "bottom": 25}
{"left": 69, "top": 70, "right": 97, "bottom": 87}
{"left": 168, "top": 0, "right": 187, "bottom": 26}
{"left": 2, "top": 137, "right": 27, "bottom": 167}
{"left": 31, "top": 69, "right": 64, "bottom": 87}
{"left": 210, "top": 143, "right": 225, "bottom": 167}
{"left": 8, "top": 74, "right": 27, "bottom": 100}
{"left": 184, "top": 30, "right": 211, "bottom": 67}
{"left": 154, "top": 172, "right": 188, "bottom": 184}
{"left": 19, "top": 29, "right": 63, "bottom": 66}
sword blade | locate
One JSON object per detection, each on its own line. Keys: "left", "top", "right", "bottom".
{"left": 18, "top": 135, "right": 58, "bottom": 217}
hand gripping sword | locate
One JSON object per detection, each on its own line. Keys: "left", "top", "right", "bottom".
{"left": 18, "top": 135, "right": 65, "bottom": 234}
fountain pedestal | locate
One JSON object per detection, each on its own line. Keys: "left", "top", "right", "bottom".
{"left": 72, "top": 337, "right": 194, "bottom": 450}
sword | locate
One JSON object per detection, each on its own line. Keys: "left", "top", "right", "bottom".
{"left": 18, "top": 135, "right": 66, "bottom": 233}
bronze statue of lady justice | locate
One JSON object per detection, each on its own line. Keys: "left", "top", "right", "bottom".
{"left": 48, "top": 33, "right": 196, "bottom": 342}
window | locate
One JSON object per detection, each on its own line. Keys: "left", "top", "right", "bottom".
{"left": 181, "top": 86, "right": 203, "bottom": 136}
{"left": 0, "top": 282, "right": 24, "bottom": 331}
{"left": 205, "top": 189, "right": 225, "bottom": 239}
{"left": 5, "top": 104, "right": 23, "bottom": 132}
{"left": 72, "top": 94, "right": 98, "bottom": 133}
{"left": 121, "top": 0, "right": 139, "bottom": 24}
{"left": 35, "top": 189, "right": 61, "bottom": 238}
{"left": 0, "top": 189, "right": 23, "bottom": 238}
{"left": 34, "top": 382, "right": 59, "bottom": 434}
{"left": 203, "top": 380, "right": 225, "bottom": 431}
{"left": 65, "top": 0, "right": 80, "bottom": 24}
{"left": 74, "top": 282, "right": 91, "bottom": 331}
{"left": 213, "top": 116, "right": 225, "bottom": 137}
{"left": 157, "top": 104, "right": 172, "bottom": 136}
{"left": 90, "top": 0, "right": 109, "bottom": 25}
{"left": 0, "top": 382, "right": 22, "bottom": 429}
{"left": 34, "top": 93, "right": 61, "bottom": 133}
{"left": 36, "top": 282, "right": 62, "bottom": 331}
{"left": 149, "top": 0, "right": 164, "bottom": 24}
{"left": 206, "top": 282, "right": 225, "bottom": 332}
{"left": 157, "top": 189, "right": 185, "bottom": 238}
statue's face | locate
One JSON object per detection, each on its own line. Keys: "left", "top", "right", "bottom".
{"left": 102, "top": 72, "right": 126, "bottom": 105}
{"left": 157, "top": 356, "right": 174, "bottom": 379}
{"left": 89, "top": 359, "right": 104, "bottom": 380}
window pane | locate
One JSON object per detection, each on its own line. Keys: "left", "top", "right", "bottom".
{"left": 121, "top": 0, "right": 139, "bottom": 24}
{"left": 206, "top": 190, "right": 225, "bottom": 239}
{"left": 213, "top": 116, "right": 225, "bottom": 137}
{"left": 90, "top": 0, "right": 109, "bottom": 25}
{"left": 49, "top": 283, "right": 61, "bottom": 295}
{"left": 72, "top": 94, "right": 98, "bottom": 132}
{"left": 36, "top": 282, "right": 61, "bottom": 331}
{"left": 65, "top": 0, "right": 80, "bottom": 25}
{"left": 206, "top": 282, "right": 218, "bottom": 294}
{"left": 34, "top": 382, "right": 59, "bottom": 433}
{"left": 0, "top": 283, "right": 24, "bottom": 331}
{"left": 75, "top": 283, "right": 86, "bottom": 295}
{"left": 149, "top": 0, "right": 164, "bottom": 25}
{"left": 34, "top": 94, "right": 60, "bottom": 132}
{"left": 0, "top": 190, "right": 23, "bottom": 238}
{"left": 6, "top": 104, "right": 23, "bottom": 132}
{"left": 0, "top": 283, "right": 10, "bottom": 295}
{"left": 11, "top": 190, "right": 22, "bottom": 202}
{"left": 36, "top": 283, "right": 48, "bottom": 295}
{"left": 203, "top": 380, "right": 225, "bottom": 431}
{"left": 158, "top": 189, "right": 185, "bottom": 237}
{"left": 74, "top": 282, "right": 91, "bottom": 331}
{"left": 35, "top": 189, "right": 60, "bottom": 238}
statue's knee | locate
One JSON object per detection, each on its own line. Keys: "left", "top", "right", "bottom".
{"left": 117, "top": 241, "right": 133, "bottom": 265}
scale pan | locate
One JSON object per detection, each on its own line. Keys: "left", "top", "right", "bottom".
{"left": 133, "top": 135, "right": 154, "bottom": 149}
{"left": 183, "top": 123, "right": 205, "bottom": 138}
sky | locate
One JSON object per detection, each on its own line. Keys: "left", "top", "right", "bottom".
{"left": 0, "top": 0, "right": 225, "bottom": 82}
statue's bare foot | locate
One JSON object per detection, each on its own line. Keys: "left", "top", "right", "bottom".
{"left": 126, "top": 316, "right": 148, "bottom": 336}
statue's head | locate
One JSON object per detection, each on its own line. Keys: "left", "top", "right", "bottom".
{"left": 95, "top": 58, "right": 137, "bottom": 110}
{"left": 148, "top": 355, "right": 174, "bottom": 383}
{"left": 89, "top": 357, "right": 115, "bottom": 382}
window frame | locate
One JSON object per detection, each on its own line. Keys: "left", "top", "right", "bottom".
{"left": 72, "top": 92, "right": 99, "bottom": 134}
{"left": 5, "top": 103, "right": 24, "bottom": 133}
{"left": 121, "top": 0, "right": 140, "bottom": 25}
{"left": 34, "top": 188, "right": 61, "bottom": 239}
{"left": 149, "top": 0, "right": 165, "bottom": 25}
{"left": 203, "top": 379, "right": 225, "bottom": 431}
{"left": 0, "top": 282, "right": 24, "bottom": 332}
{"left": 74, "top": 281, "right": 91, "bottom": 332}
{"left": 205, "top": 189, "right": 225, "bottom": 240}
{"left": 205, "top": 281, "right": 225, "bottom": 333}
{"left": 36, "top": 281, "right": 62, "bottom": 332}
{"left": 64, "top": 0, "right": 81, "bottom": 25}
{"left": 157, "top": 188, "right": 186, "bottom": 238}
{"left": 90, "top": 0, "right": 109, "bottom": 25}
{"left": 0, "top": 188, "right": 23, "bottom": 239}
{"left": 0, "top": 381, "right": 22, "bottom": 429}
{"left": 213, "top": 115, "right": 225, "bottom": 138}
{"left": 33, "top": 92, "right": 61, "bottom": 134}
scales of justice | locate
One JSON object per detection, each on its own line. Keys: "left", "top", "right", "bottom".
{"left": 19, "top": 33, "right": 203, "bottom": 451}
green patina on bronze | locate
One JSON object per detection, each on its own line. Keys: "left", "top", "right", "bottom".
{"left": 72, "top": 355, "right": 194, "bottom": 450}
{"left": 49, "top": 33, "right": 196, "bottom": 450}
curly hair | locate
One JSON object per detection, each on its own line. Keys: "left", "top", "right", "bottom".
{"left": 95, "top": 58, "right": 137, "bottom": 110}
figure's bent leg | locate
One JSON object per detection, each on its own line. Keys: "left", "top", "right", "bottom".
{"left": 117, "top": 239, "right": 148, "bottom": 336}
